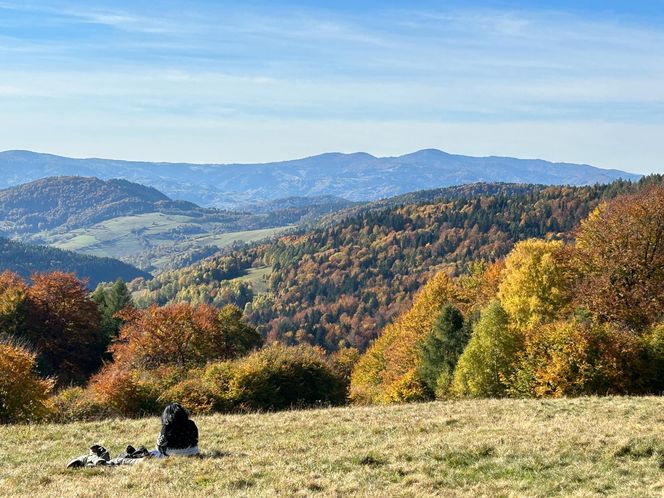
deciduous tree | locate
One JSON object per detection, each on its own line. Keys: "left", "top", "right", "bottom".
{"left": 574, "top": 185, "right": 664, "bottom": 330}
{"left": 452, "top": 300, "right": 521, "bottom": 398}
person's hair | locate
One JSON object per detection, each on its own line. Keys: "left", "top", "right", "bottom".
{"left": 161, "top": 403, "right": 189, "bottom": 426}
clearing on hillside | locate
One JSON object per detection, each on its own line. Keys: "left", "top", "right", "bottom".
{"left": 0, "top": 397, "right": 662, "bottom": 497}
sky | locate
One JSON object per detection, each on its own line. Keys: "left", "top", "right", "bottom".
{"left": 1, "top": 1, "right": 664, "bottom": 173}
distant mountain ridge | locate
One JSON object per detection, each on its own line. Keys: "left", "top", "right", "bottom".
{"left": 0, "top": 149, "right": 641, "bottom": 209}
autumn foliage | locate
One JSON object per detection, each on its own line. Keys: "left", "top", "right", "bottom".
{"left": 574, "top": 185, "right": 664, "bottom": 330}
{"left": 0, "top": 271, "right": 103, "bottom": 386}
{"left": 351, "top": 181, "right": 664, "bottom": 404}
{"left": 0, "top": 340, "right": 54, "bottom": 423}
{"left": 350, "top": 272, "right": 460, "bottom": 404}
{"left": 108, "top": 303, "right": 262, "bottom": 370}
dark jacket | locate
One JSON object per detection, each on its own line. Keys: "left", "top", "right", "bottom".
{"left": 157, "top": 418, "right": 198, "bottom": 454}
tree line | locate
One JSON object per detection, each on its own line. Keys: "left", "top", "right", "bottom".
{"left": 351, "top": 184, "right": 664, "bottom": 402}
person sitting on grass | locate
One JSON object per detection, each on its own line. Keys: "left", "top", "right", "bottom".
{"left": 67, "top": 402, "right": 199, "bottom": 468}
{"left": 155, "top": 402, "right": 199, "bottom": 457}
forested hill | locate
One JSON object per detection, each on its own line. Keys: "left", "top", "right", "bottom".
{"left": 0, "top": 237, "right": 150, "bottom": 287}
{"left": 0, "top": 176, "right": 196, "bottom": 234}
{"left": 0, "top": 149, "right": 641, "bottom": 208}
{"left": 132, "top": 180, "right": 638, "bottom": 351}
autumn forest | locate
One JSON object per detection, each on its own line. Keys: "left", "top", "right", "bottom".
{"left": 1, "top": 177, "right": 663, "bottom": 424}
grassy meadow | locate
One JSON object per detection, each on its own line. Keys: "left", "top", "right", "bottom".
{"left": 0, "top": 397, "right": 662, "bottom": 497}
{"left": 31, "top": 214, "right": 288, "bottom": 272}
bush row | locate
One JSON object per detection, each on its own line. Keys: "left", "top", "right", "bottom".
{"left": 48, "top": 343, "right": 352, "bottom": 422}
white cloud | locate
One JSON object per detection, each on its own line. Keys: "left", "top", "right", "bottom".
{"left": 1, "top": 2, "right": 664, "bottom": 171}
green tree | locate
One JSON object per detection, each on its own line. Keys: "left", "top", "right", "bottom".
{"left": 452, "top": 300, "right": 522, "bottom": 398}
{"left": 417, "top": 303, "right": 467, "bottom": 397}
{"left": 92, "top": 278, "right": 134, "bottom": 350}
{"left": 215, "top": 305, "right": 263, "bottom": 360}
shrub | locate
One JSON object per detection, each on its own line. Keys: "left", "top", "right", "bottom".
{"left": 510, "top": 319, "right": 646, "bottom": 397}
{"left": 643, "top": 323, "right": 664, "bottom": 393}
{"left": 329, "top": 347, "right": 360, "bottom": 384}
{"left": 227, "top": 343, "right": 346, "bottom": 411}
{"left": 48, "top": 387, "right": 111, "bottom": 423}
{"left": 202, "top": 361, "right": 237, "bottom": 412}
{"left": 383, "top": 369, "right": 429, "bottom": 403}
{"left": 158, "top": 373, "right": 217, "bottom": 415}
{"left": 90, "top": 365, "right": 158, "bottom": 417}
{"left": 0, "top": 341, "right": 54, "bottom": 423}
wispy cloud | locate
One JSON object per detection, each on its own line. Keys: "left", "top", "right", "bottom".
{"left": 1, "top": 1, "right": 663, "bottom": 171}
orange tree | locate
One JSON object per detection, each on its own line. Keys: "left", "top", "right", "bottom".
{"left": 23, "top": 272, "right": 103, "bottom": 385}
{"left": 0, "top": 271, "right": 29, "bottom": 340}
{"left": 0, "top": 340, "right": 54, "bottom": 423}
{"left": 109, "top": 303, "right": 262, "bottom": 370}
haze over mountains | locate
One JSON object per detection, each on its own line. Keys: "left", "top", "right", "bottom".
{"left": 0, "top": 149, "right": 641, "bottom": 209}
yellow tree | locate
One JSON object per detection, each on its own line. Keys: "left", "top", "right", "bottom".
{"left": 350, "top": 271, "right": 459, "bottom": 404}
{"left": 497, "top": 239, "right": 572, "bottom": 331}
{"left": 509, "top": 318, "right": 645, "bottom": 397}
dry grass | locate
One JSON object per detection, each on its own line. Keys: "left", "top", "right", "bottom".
{"left": 0, "top": 397, "right": 663, "bottom": 497}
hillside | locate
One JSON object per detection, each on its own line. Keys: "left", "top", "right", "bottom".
{"left": 0, "top": 177, "right": 343, "bottom": 273}
{"left": 0, "top": 149, "right": 641, "bottom": 208}
{"left": 0, "top": 397, "right": 662, "bottom": 497}
{"left": 0, "top": 236, "right": 150, "bottom": 287}
{"left": 0, "top": 176, "right": 180, "bottom": 234}
{"left": 132, "top": 181, "right": 634, "bottom": 350}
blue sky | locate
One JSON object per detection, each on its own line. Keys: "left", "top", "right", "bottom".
{"left": 1, "top": 1, "right": 664, "bottom": 173}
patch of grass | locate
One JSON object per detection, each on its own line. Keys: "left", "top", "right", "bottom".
{"left": 36, "top": 215, "right": 289, "bottom": 273}
{"left": 614, "top": 437, "right": 664, "bottom": 460}
{"left": 0, "top": 397, "right": 663, "bottom": 497}
{"left": 231, "top": 266, "right": 273, "bottom": 294}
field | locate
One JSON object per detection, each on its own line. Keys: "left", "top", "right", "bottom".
{"left": 0, "top": 397, "right": 662, "bottom": 497}
{"left": 232, "top": 265, "right": 273, "bottom": 293}
{"left": 31, "top": 214, "right": 289, "bottom": 272}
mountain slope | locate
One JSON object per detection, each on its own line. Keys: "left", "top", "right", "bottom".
{"left": 0, "top": 149, "right": 641, "bottom": 208}
{"left": 0, "top": 176, "right": 343, "bottom": 274}
{"left": 0, "top": 236, "right": 150, "bottom": 287}
{"left": 0, "top": 176, "right": 180, "bottom": 234}
{"left": 132, "top": 179, "right": 641, "bottom": 350}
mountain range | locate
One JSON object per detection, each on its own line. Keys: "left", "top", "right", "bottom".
{"left": 0, "top": 149, "right": 641, "bottom": 209}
